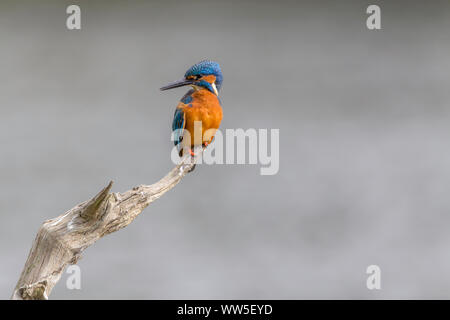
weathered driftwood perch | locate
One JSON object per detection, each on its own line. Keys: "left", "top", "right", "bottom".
{"left": 12, "top": 155, "right": 197, "bottom": 300}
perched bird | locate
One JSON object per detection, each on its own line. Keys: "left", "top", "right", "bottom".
{"left": 160, "top": 60, "right": 223, "bottom": 164}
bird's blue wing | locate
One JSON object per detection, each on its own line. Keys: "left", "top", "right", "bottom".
{"left": 172, "top": 107, "right": 185, "bottom": 148}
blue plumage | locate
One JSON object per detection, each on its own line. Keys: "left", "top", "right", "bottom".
{"left": 172, "top": 108, "right": 185, "bottom": 148}
{"left": 180, "top": 89, "right": 194, "bottom": 104}
{"left": 184, "top": 60, "right": 223, "bottom": 90}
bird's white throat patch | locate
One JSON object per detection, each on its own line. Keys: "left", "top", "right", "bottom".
{"left": 191, "top": 82, "right": 219, "bottom": 96}
{"left": 211, "top": 82, "right": 219, "bottom": 96}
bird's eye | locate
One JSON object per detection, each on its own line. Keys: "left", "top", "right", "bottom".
{"left": 188, "top": 75, "right": 201, "bottom": 80}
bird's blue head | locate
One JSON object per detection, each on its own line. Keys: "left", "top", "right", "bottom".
{"left": 160, "top": 60, "right": 223, "bottom": 95}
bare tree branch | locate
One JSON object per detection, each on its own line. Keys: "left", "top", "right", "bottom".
{"left": 11, "top": 155, "right": 196, "bottom": 300}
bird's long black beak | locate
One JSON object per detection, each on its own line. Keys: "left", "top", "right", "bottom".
{"left": 160, "top": 78, "right": 194, "bottom": 91}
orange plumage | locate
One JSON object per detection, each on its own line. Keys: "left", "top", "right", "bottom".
{"left": 178, "top": 89, "right": 223, "bottom": 150}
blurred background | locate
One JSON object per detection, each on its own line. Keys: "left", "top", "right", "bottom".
{"left": 1, "top": 0, "right": 450, "bottom": 299}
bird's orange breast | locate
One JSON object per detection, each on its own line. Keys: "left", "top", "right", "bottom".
{"left": 181, "top": 89, "right": 223, "bottom": 147}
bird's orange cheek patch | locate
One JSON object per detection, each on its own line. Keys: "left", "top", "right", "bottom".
{"left": 201, "top": 75, "right": 216, "bottom": 84}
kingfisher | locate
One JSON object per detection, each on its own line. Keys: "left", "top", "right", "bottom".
{"left": 160, "top": 60, "right": 223, "bottom": 167}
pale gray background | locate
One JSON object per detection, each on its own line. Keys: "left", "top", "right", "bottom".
{"left": 1, "top": 0, "right": 450, "bottom": 299}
